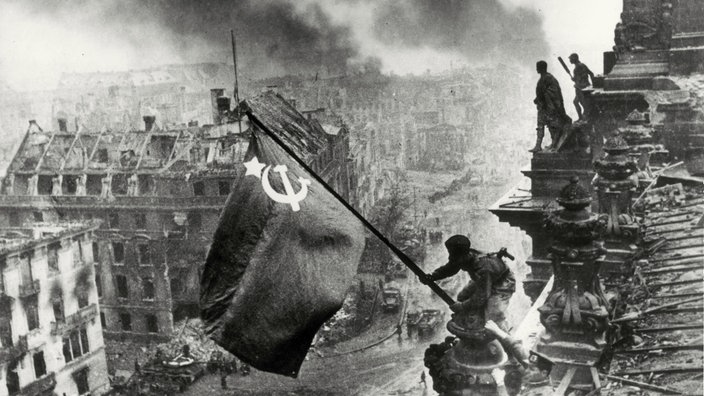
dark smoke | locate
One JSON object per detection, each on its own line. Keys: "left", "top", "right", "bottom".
{"left": 372, "top": 0, "right": 548, "bottom": 63}
{"left": 17, "top": 0, "right": 363, "bottom": 78}
{"left": 10, "top": 0, "right": 548, "bottom": 79}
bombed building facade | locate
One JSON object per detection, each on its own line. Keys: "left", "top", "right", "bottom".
{"left": 0, "top": 92, "right": 354, "bottom": 373}
{"left": 0, "top": 221, "right": 109, "bottom": 396}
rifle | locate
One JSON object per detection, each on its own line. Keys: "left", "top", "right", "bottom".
{"left": 557, "top": 56, "right": 573, "bottom": 80}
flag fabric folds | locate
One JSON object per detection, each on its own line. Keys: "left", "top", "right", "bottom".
{"left": 200, "top": 95, "right": 365, "bottom": 377}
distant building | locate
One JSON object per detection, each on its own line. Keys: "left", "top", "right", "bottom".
{"left": 0, "top": 221, "right": 108, "bottom": 396}
{"left": 415, "top": 124, "right": 467, "bottom": 171}
{"left": 0, "top": 91, "right": 354, "bottom": 370}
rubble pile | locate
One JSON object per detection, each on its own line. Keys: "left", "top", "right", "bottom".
{"left": 149, "top": 319, "right": 234, "bottom": 363}
{"left": 428, "top": 169, "right": 480, "bottom": 203}
{"left": 317, "top": 290, "right": 373, "bottom": 347}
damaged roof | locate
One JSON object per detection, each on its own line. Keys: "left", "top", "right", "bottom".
{"left": 242, "top": 91, "right": 329, "bottom": 159}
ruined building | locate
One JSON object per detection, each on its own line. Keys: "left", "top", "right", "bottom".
{"left": 0, "top": 91, "right": 353, "bottom": 372}
{"left": 0, "top": 221, "right": 109, "bottom": 396}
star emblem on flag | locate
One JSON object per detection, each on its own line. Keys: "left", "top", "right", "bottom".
{"left": 243, "top": 156, "right": 266, "bottom": 178}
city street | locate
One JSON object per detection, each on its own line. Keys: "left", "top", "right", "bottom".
{"left": 183, "top": 168, "right": 533, "bottom": 395}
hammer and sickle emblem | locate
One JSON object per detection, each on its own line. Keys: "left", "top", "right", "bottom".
{"left": 261, "top": 165, "right": 311, "bottom": 212}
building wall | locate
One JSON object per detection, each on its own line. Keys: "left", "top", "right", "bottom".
{"left": 0, "top": 225, "right": 109, "bottom": 396}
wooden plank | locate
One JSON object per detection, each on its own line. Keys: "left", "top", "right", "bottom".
{"left": 614, "top": 343, "right": 703, "bottom": 354}
{"left": 602, "top": 374, "right": 682, "bottom": 394}
{"left": 634, "top": 324, "right": 703, "bottom": 333}
{"left": 615, "top": 366, "right": 703, "bottom": 376}
{"left": 554, "top": 366, "right": 576, "bottom": 396}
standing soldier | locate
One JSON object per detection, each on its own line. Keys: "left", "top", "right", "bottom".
{"left": 531, "top": 61, "right": 571, "bottom": 152}
{"left": 569, "top": 53, "right": 595, "bottom": 120}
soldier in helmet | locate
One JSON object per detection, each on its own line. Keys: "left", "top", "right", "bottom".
{"left": 569, "top": 53, "right": 595, "bottom": 121}
{"left": 421, "top": 235, "right": 515, "bottom": 331}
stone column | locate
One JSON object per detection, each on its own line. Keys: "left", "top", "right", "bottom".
{"left": 593, "top": 135, "right": 639, "bottom": 239}
{"left": 593, "top": 136, "right": 641, "bottom": 280}
{"left": 534, "top": 177, "right": 609, "bottom": 389}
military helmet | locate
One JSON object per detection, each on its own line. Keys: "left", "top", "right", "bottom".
{"left": 569, "top": 53, "right": 579, "bottom": 61}
{"left": 445, "top": 235, "right": 471, "bottom": 255}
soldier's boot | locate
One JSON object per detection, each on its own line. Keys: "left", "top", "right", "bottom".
{"left": 546, "top": 127, "right": 557, "bottom": 150}
{"left": 529, "top": 129, "right": 543, "bottom": 152}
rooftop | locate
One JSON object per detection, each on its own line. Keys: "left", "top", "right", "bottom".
{"left": 0, "top": 221, "right": 100, "bottom": 256}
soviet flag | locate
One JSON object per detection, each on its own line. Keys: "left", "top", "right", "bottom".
{"left": 200, "top": 93, "right": 365, "bottom": 377}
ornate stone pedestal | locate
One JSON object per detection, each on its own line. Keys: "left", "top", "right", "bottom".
{"left": 534, "top": 178, "right": 609, "bottom": 390}
{"left": 425, "top": 310, "right": 519, "bottom": 395}
{"left": 594, "top": 136, "right": 641, "bottom": 280}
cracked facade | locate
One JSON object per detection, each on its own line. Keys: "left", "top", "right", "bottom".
{"left": 0, "top": 221, "right": 109, "bottom": 396}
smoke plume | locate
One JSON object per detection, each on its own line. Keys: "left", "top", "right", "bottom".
{"left": 0, "top": 0, "right": 551, "bottom": 90}
{"left": 371, "top": 0, "right": 548, "bottom": 65}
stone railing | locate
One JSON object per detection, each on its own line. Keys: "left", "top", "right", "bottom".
{"left": 18, "top": 279, "right": 40, "bottom": 298}
{"left": 0, "top": 335, "right": 28, "bottom": 363}
{"left": 50, "top": 304, "right": 98, "bottom": 336}
{"left": 18, "top": 371, "right": 56, "bottom": 396}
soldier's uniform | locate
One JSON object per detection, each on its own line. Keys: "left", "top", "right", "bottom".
{"left": 534, "top": 72, "right": 571, "bottom": 152}
{"left": 427, "top": 235, "right": 515, "bottom": 331}
{"left": 570, "top": 54, "right": 594, "bottom": 120}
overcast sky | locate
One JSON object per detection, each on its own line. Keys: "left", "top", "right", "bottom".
{"left": 0, "top": 0, "right": 620, "bottom": 92}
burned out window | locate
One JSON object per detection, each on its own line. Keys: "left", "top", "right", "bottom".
{"left": 138, "top": 175, "right": 153, "bottom": 196}
{"left": 146, "top": 315, "right": 159, "bottom": 333}
{"left": 100, "top": 312, "right": 106, "bottom": 328}
{"left": 25, "top": 296, "right": 39, "bottom": 331}
{"left": 120, "top": 313, "right": 132, "bottom": 331}
{"left": 62, "top": 336, "right": 72, "bottom": 362}
{"left": 95, "top": 268, "right": 102, "bottom": 298}
{"left": 137, "top": 243, "right": 151, "bottom": 265}
{"left": 192, "top": 181, "right": 205, "bottom": 196}
{"left": 33, "top": 211, "right": 43, "bottom": 222}
{"left": 6, "top": 360, "right": 19, "bottom": 394}
{"left": 32, "top": 351, "right": 46, "bottom": 378}
{"left": 96, "top": 148, "right": 108, "bottom": 163}
{"left": 52, "top": 299, "right": 64, "bottom": 322}
{"left": 74, "top": 367, "right": 90, "bottom": 395}
{"left": 63, "top": 176, "right": 77, "bottom": 195}
{"left": 188, "top": 212, "right": 202, "bottom": 232}
{"left": 63, "top": 329, "right": 90, "bottom": 364}
{"left": 86, "top": 174, "right": 102, "bottom": 195}
{"left": 142, "top": 278, "right": 154, "bottom": 300}
{"left": 115, "top": 275, "right": 128, "bottom": 298}
{"left": 92, "top": 242, "right": 99, "bottom": 262}
{"left": 37, "top": 175, "right": 52, "bottom": 195}
{"left": 47, "top": 242, "right": 60, "bottom": 272}
{"left": 112, "top": 242, "right": 124, "bottom": 264}
{"left": 111, "top": 174, "right": 128, "bottom": 195}
{"left": 134, "top": 213, "right": 147, "bottom": 230}
{"left": 77, "top": 286, "right": 89, "bottom": 308}
{"left": 170, "top": 277, "right": 183, "bottom": 298}
{"left": 73, "top": 237, "right": 83, "bottom": 265}
{"left": 108, "top": 212, "right": 120, "bottom": 228}
{"left": 218, "top": 180, "right": 231, "bottom": 196}
{"left": 9, "top": 212, "right": 20, "bottom": 226}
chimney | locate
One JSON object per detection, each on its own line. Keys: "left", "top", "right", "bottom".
{"left": 211, "top": 88, "right": 225, "bottom": 125}
{"left": 28, "top": 120, "right": 43, "bottom": 133}
{"left": 143, "top": 115, "right": 156, "bottom": 132}
{"left": 57, "top": 118, "right": 68, "bottom": 132}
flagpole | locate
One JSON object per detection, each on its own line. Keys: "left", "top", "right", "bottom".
{"left": 231, "top": 29, "right": 242, "bottom": 134}
{"left": 245, "top": 110, "right": 456, "bottom": 306}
